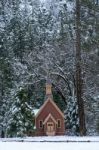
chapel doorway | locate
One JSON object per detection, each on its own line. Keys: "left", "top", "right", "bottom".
{"left": 46, "top": 122, "right": 55, "bottom": 136}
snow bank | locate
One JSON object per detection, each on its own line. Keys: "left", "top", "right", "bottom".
{"left": 0, "top": 136, "right": 99, "bottom": 142}
{"left": 0, "top": 141, "right": 99, "bottom": 150}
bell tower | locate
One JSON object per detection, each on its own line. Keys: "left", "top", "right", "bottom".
{"left": 45, "top": 79, "right": 53, "bottom": 100}
{"left": 46, "top": 80, "right": 52, "bottom": 95}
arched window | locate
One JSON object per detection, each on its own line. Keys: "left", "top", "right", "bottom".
{"left": 39, "top": 120, "right": 43, "bottom": 128}
{"left": 57, "top": 119, "right": 61, "bottom": 128}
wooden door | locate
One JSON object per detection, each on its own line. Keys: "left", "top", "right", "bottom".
{"left": 46, "top": 122, "right": 55, "bottom": 136}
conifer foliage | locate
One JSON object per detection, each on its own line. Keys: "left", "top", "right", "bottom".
{"left": 7, "top": 88, "right": 34, "bottom": 137}
{"left": 0, "top": 0, "right": 99, "bottom": 137}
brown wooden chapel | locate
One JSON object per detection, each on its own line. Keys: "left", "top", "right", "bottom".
{"left": 35, "top": 80, "right": 65, "bottom": 136}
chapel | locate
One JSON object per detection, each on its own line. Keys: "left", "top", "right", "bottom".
{"left": 35, "top": 80, "right": 65, "bottom": 136}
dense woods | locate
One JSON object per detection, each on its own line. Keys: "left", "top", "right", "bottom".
{"left": 0, "top": 0, "right": 99, "bottom": 137}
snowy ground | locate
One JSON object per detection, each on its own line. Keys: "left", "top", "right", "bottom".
{"left": 0, "top": 136, "right": 99, "bottom": 150}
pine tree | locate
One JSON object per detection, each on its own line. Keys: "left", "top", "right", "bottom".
{"left": 7, "top": 88, "right": 34, "bottom": 137}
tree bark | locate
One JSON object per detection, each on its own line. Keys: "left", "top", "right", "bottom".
{"left": 75, "top": 0, "right": 86, "bottom": 136}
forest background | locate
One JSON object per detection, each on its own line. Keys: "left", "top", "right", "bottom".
{"left": 0, "top": 0, "right": 99, "bottom": 137}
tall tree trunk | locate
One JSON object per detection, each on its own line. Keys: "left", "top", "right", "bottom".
{"left": 75, "top": 0, "right": 86, "bottom": 136}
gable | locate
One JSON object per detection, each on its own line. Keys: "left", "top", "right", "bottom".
{"left": 35, "top": 98, "right": 64, "bottom": 118}
{"left": 43, "top": 113, "right": 57, "bottom": 125}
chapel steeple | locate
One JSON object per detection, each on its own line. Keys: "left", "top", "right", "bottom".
{"left": 45, "top": 78, "right": 53, "bottom": 100}
{"left": 46, "top": 79, "right": 52, "bottom": 95}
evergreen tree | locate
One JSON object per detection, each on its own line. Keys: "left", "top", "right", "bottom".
{"left": 0, "top": 0, "right": 99, "bottom": 136}
{"left": 7, "top": 88, "right": 34, "bottom": 137}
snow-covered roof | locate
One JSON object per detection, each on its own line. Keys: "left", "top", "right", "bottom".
{"left": 33, "top": 109, "right": 39, "bottom": 116}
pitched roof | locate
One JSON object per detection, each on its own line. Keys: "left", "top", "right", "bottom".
{"left": 35, "top": 98, "right": 64, "bottom": 118}
{"left": 33, "top": 109, "right": 39, "bottom": 116}
{"left": 43, "top": 113, "right": 57, "bottom": 124}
